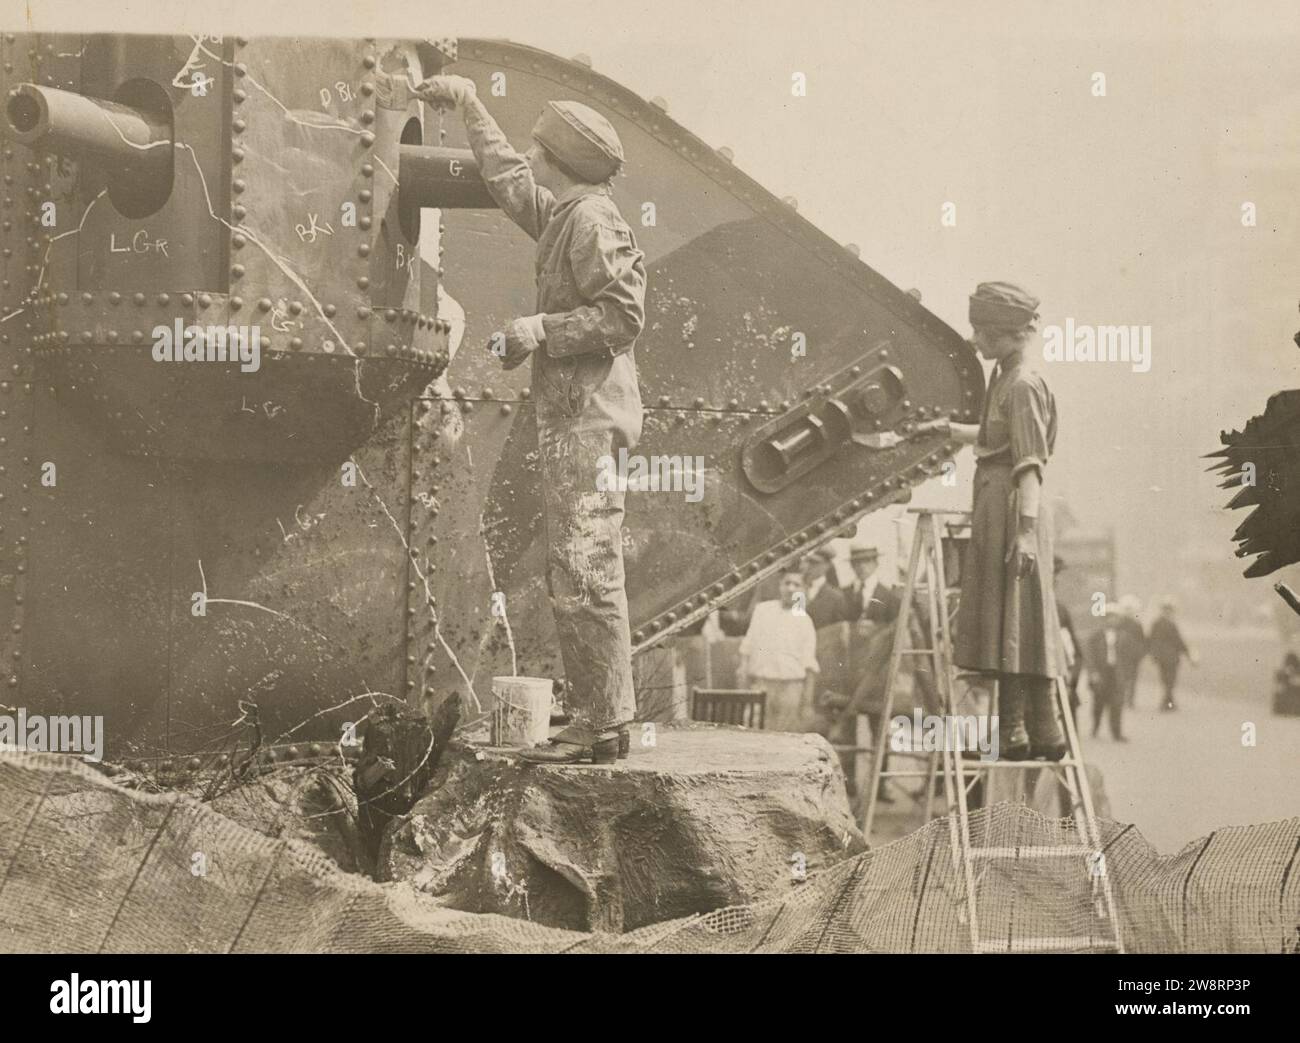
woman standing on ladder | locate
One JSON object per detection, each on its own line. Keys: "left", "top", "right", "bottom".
{"left": 912, "top": 282, "right": 1066, "bottom": 761}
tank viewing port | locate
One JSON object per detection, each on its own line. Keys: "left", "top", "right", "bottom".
{"left": 398, "top": 116, "right": 422, "bottom": 242}
{"left": 2, "top": 80, "right": 174, "bottom": 219}
{"left": 109, "top": 78, "right": 174, "bottom": 219}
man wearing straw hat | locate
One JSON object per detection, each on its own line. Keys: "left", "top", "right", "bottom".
{"left": 417, "top": 75, "right": 645, "bottom": 765}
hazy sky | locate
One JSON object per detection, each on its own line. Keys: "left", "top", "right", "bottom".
{"left": 9, "top": 0, "right": 1300, "bottom": 607}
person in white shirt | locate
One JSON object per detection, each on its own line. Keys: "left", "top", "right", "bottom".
{"left": 737, "top": 568, "right": 820, "bottom": 732}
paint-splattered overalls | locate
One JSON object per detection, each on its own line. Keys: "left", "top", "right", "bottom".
{"left": 463, "top": 96, "right": 645, "bottom": 731}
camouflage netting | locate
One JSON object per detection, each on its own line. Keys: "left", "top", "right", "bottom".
{"left": 0, "top": 753, "right": 1296, "bottom": 953}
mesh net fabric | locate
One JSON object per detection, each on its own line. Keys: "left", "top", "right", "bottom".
{"left": 1, "top": 753, "right": 1296, "bottom": 954}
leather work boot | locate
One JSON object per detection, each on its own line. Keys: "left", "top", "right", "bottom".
{"left": 997, "top": 677, "right": 1030, "bottom": 761}
{"left": 518, "top": 723, "right": 620, "bottom": 765}
{"left": 1025, "top": 680, "right": 1068, "bottom": 761}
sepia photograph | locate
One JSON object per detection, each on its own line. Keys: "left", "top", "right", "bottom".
{"left": 0, "top": 0, "right": 1296, "bottom": 1003}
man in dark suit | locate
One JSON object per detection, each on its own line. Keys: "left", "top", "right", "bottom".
{"left": 839, "top": 545, "right": 900, "bottom": 803}
{"left": 1054, "top": 556, "right": 1083, "bottom": 726}
{"left": 1115, "top": 595, "right": 1147, "bottom": 710}
{"left": 802, "top": 548, "right": 850, "bottom": 629}
{"left": 1147, "top": 598, "right": 1196, "bottom": 710}
{"left": 1087, "top": 607, "right": 1128, "bottom": 741}
{"left": 844, "top": 545, "right": 900, "bottom": 624}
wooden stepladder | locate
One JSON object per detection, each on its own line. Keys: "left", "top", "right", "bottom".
{"left": 862, "top": 508, "right": 1123, "bottom": 954}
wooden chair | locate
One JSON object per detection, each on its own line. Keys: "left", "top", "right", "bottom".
{"left": 690, "top": 687, "right": 766, "bottom": 729}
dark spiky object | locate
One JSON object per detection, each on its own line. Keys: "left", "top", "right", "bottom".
{"left": 1208, "top": 390, "right": 1300, "bottom": 577}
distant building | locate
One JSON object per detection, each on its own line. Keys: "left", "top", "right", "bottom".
{"left": 1056, "top": 529, "right": 1116, "bottom": 641}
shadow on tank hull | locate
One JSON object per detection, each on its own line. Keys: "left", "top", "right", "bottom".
{"left": 1, "top": 33, "right": 981, "bottom": 757}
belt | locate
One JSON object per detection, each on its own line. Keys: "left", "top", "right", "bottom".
{"left": 974, "top": 449, "right": 1012, "bottom": 469}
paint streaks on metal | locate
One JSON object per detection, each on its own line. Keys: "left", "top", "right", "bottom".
{"left": 2, "top": 32, "right": 982, "bottom": 756}
{"left": 432, "top": 40, "right": 983, "bottom": 673}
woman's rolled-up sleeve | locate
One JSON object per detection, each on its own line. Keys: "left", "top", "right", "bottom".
{"left": 1009, "top": 377, "right": 1052, "bottom": 480}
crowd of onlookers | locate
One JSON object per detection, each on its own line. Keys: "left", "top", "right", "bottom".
{"left": 702, "top": 545, "right": 1200, "bottom": 758}
{"left": 1064, "top": 585, "right": 1197, "bottom": 743}
{"left": 713, "top": 543, "right": 902, "bottom": 735}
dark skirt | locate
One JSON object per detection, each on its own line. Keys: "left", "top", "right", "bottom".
{"left": 954, "top": 461, "right": 1062, "bottom": 678}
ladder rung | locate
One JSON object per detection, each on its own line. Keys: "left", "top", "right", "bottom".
{"left": 970, "top": 845, "right": 1096, "bottom": 859}
{"left": 860, "top": 509, "right": 1119, "bottom": 952}
{"left": 976, "top": 937, "right": 1119, "bottom": 954}
{"left": 954, "top": 759, "right": 1082, "bottom": 770}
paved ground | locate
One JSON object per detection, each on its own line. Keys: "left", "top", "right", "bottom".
{"left": 864, "top": 635, "right": 1300, "bottom": 852}
{"left": 1081, "top": 670, "right": 1300, "bottom": 853}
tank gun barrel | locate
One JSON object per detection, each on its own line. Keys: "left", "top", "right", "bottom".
{"left": 398, "top": 144, "right": 497, "bottom": 209}
{"left": 4, "top": 82, "right": 171, "bottom": 173}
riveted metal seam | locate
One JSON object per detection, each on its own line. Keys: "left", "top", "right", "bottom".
{"left": 455, "top": 38, "right": 979, "bottom": 387}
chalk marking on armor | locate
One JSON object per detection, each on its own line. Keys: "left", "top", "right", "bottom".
{"left": 87, "top": 99, "right": 172, "bottom": 156}
{"left": 171, "top": 35, "right": 212, "bottom": 91}
{"left": 32, "top": 189, "right": 106, "bottom": 295}
{"left": 189, "top": 38, "right": 366, "bottom": 137}
{"left": 94, "top": 127, "right": 362, "bottom": 383}
{"left": 196, "top": 559, "right": 327, "bottom": 639}
{"left": 374, "top": 155, "right": 399, "bottom": 185}
{"left": 480, "top": 540, "right": 519, "bottom": 677}
{"left": 176, "top": 143, "right": 356, "bottom": 357}
{"left": 353, "top": 461, "right": 483, "bottom": 713}
{"left": 171, "top": 142, "right": 382, "bottom": 425}
{"left": 269, "top": 689, "right": 406, "bottom": 750}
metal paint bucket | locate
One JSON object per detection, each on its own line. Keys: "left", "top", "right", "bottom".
{"left": 490, "top": 676, "right": 553, "bottom": 747}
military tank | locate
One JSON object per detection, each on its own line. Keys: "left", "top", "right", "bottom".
{"left": 0, "top": 32, "right": 983, "bottom": 757}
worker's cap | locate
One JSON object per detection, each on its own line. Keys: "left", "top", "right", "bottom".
{"left": 812, "top": 546, "right": 837, "bottom": 563}
{"left": 531, "top": 101, "right": 625, "bottom": 183}
{"left": 849, "top": 544, "right": 880, "bottom": 562}
{"left": 969, "top": 281, "right": 1039, "bottom": 331}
